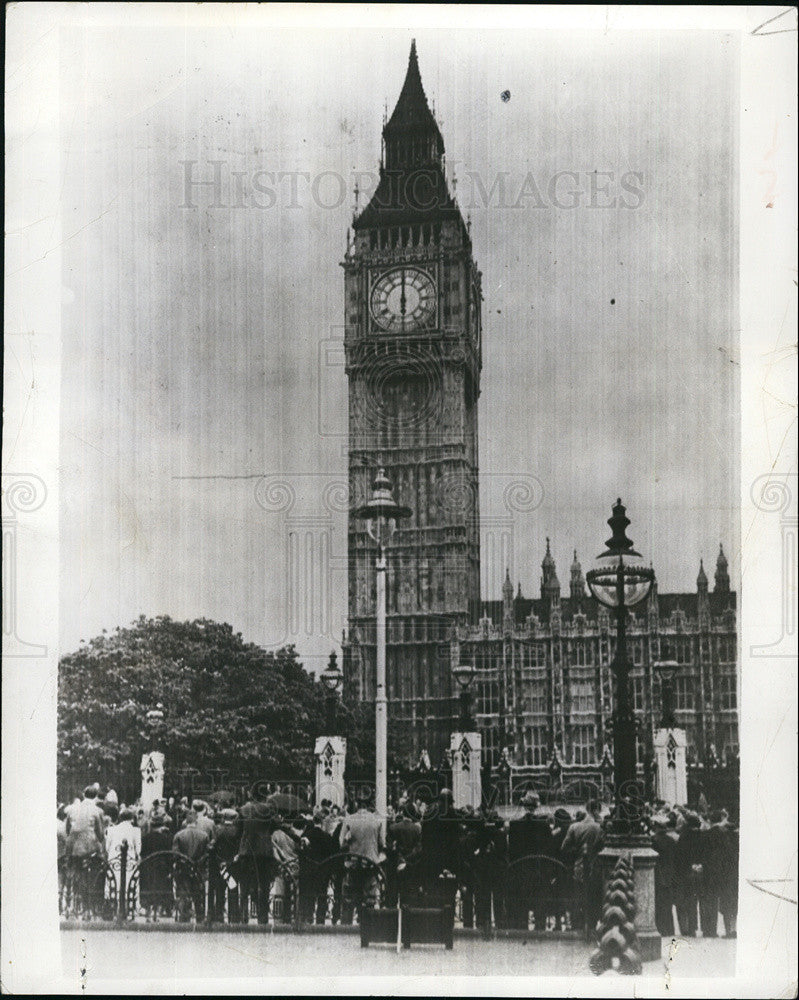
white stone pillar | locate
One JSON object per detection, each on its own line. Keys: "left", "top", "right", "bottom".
{"left": 315, "top": 736, "right": 346, "bottom": 808}
{"left": 140, "top": 751, "right": 165, "bottom": 811}
{"left": 653, "top": 727, "right": 688, "bottom": 806}
{"left": 450, "top": 731, "right": 482, "bottom": 811}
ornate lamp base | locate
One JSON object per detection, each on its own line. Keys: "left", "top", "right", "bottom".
{"left": 597, "top": 834, "right": 661, "bottom": 964}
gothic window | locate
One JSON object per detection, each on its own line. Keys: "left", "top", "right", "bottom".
{"left": 529, "top": 642, "right": 547, "bottom": 668}
{"left": 631, "top": 675, "right": 645, "bottom": 712}
{"left": 476, "top": 678, "right": 500, "bottom": 716}
{"left": 481, "top": 725, "right": 501, "bottom": 768}
{"left": 717, "top": 637, "right": 735, "bottom": 663}
{"left": 570, "top": 642, "right": 592, "bottom": 666}
{"left": 674, "top": 675, "right": 695, "bottom": 711}
{"left": 717, "top": 673, "right": 737, "bottom": 710}
{"left": 674, "top": 639, "right": 692, "bottom": 665}
{"left": 571, "top": 724, "right": 595, "bottom": 765}
{"left": 570, "top": 681, "right": 594, "bottom": 715}
{"left": 524, "top": 725, "right": 547, "bottom": 766}
{"left": 527, "top": 682, "right": 547, "bottom": 715}
{"left": 719, "top": 722, "right": 739, "bottom": 762}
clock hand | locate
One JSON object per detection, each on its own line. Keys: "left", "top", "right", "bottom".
{"left": 400, "top": 270, "right": 407, "bottom": 330}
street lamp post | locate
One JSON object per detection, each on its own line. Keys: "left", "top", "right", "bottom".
{"left": 655, "top": 660, "right": 678, "bottom": 729}
{"left": 450, "top": 661, "right": 481, "bottom": 811}
{"left": 653, "top": 659, "right": 688, "bottom": 807}
{"left": 352, "top": 468, "right": 411, "bottom": 820}
{"left": 320, "top": 650, "right": 343, "bottom": 733}
{"left": 452, "top": 662, "right": 476, "bottom": 730}
{"left": 586, "top": 499, "right": 661, "bottom": 967}
{"left": 586, "top": 499, "right": 655, "bottom": 831}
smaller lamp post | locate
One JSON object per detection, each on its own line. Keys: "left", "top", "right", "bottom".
{"left": 452, "top": 662, "right": 476, "bottom": 729}
{"left": 320, "top": 650, "right": 343, "bottom": 733}
{"left": 654, "top": 660, "right": 678, "bottom": 729}
{"left": 351, "top": 468, "right": 411, "bottom": 819}
{"left": 146, "top": 703, "right": 165, "bottom": 727}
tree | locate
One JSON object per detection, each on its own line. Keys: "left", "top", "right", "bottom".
{"left": 58, "top": 616, "right": 330, "bottom": 801}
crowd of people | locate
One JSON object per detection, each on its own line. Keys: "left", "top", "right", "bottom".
{"left": 58, "top": 781, "right": 738, "bottom": 939}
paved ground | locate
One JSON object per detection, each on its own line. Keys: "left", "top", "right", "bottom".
{"left": 62, "top": 928, "right": 735, "bottom": 991}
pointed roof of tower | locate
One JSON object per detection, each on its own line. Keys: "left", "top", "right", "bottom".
{"left": 714, "top": 543, "right": 730, "bottom": 593}
{"left": 385, "top": 40, "right": 441, "bottom": 136}
{"left": 697, "top": 558, "right": 708, "bottom": 588}
{"left": 503, "top": 567, "right": 514, "bottom": 597}
{"left": 542, "top": 537, "right": 555, "bottom": 568}
{"left": 353, "top": 40, "right": 465, "bottom": 235}
{"left": 570, "top": 549, "right": 582, "bottom": 574}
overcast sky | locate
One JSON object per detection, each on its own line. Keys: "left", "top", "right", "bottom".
{"left": 58, "top": 22, "right": 740, "bottom": 672}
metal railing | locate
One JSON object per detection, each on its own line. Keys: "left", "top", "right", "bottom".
{"left": 60, "top": 844, "right": 595, "bottom": 935}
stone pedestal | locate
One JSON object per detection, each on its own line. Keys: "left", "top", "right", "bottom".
{"left": 654, "top": 727, "right": 688, "bottom": 806}
{"left": 140, "top": 751, "right": 165, "bottom": 811}
{"left": 314, "top": 735, "right": 346, "bottom": 807}
{"left": 449, "top": 731, "right": 482, "bottom": 811}
{"left": 599, "top": 836, "right": 661, "bottom": 963}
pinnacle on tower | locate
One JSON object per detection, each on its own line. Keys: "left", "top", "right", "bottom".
{"left": 714, "top": 543, "right": 730, "bottom": 594}
{"left": 697, "top": 557, "right": 708, "bottom": 592}
{"left": 570, "top": 549, "right": 586, "bottom": 601}
{"left": 541, "top": 538, "right": 561, "bottom": 600}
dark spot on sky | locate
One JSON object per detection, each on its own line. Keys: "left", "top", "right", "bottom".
{"left": 501, "top": 90, "right": 510, "bottom": 103}
{"left": 610, "top": 298, "right": 616, "bottom": 305}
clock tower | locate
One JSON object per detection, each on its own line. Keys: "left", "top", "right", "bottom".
{"left": 342, "top": 41, "right": 483, "bottom": 761}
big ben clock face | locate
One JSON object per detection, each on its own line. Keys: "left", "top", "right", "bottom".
{"left": 370, "top": 267, "right": 436, "bottom": 332}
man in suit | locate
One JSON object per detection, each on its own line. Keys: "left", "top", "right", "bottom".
{"left": 651, "top": 812, "right": 679, "bottom": 935}
{"left": 339, "top": 790, "right": 385, "bottom": 924}
{"left": 140, "top": 813, "right": 174, "bottom": 922}
{"left": 674, "top": 811, "right": 703, "bottom": 936}
{"left": 386, "top": 803, "right": 423, "bottom": 906}
{"left": 297, "top": 810, "right": 335, "bottom": 924}
{"left": 699, "top": 808, "right": 735, "bottom": 938}
{"left": 192, "top": 800, "right": 216, "bottom": 842}
{"left": 560, "top": 800, "right": 604, "bottom": 933}
{"left": 172, "top": 810, "right": 211, "bottom": 921}
{"left": 65, "top": 785, "right": 107, "bottom": 917}
{"left": 208, "top": 808, "right": 241, "bottom": 923}
{"left": 507, "top": 791, "right": 554, "bottom": 930}
{"left": 237, "top": 790, "right": 277, "bottom": 924}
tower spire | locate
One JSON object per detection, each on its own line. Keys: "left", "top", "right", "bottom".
{"left": 541, "top": 538, "right": 561, "bottom": 602}
{"left": 714, "top": 543, "right": 730, "bottom": 594}
{"left": 570, "top": 549, "right": 585, "bottom": 602}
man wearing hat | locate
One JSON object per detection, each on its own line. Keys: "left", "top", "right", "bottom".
{"left": 651, "top": 811, "right": 678, "bottom": 936}
{"left": 507, "top": 790, "right": 554, "bottom": 930}
{"left": 549, "top": 808, "right": 573, "bottom": 931}
{"left": 417, "top": 788, "right": 462, "bottom": 912}
{"left": 338, "top": 787, "right": 385, "bottom": 924}
{"left": 237, "top": 788, "right": 277, "bottom": 925}
{"left": 208, "top": 808, "right": 241, "bottom": 923}
{"left": 192, "top": 800, "right": 216, "bottom": 842}
{"left": 140, "top": 812, "right": 174, "bottom": 922}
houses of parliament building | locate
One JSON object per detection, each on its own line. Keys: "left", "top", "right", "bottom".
{"left": 341, "top": 42, "right": 739, "bottom": 789}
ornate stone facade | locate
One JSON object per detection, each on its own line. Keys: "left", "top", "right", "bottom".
{"left": 343, "top": 42, "right": 482, "bottom": 757}
{"left": 453, "top": 545, "right": 738, "bottom": 787}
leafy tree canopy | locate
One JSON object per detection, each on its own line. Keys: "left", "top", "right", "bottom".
{"left": 58, "top": 615, "right": 414, "bottom": 802}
